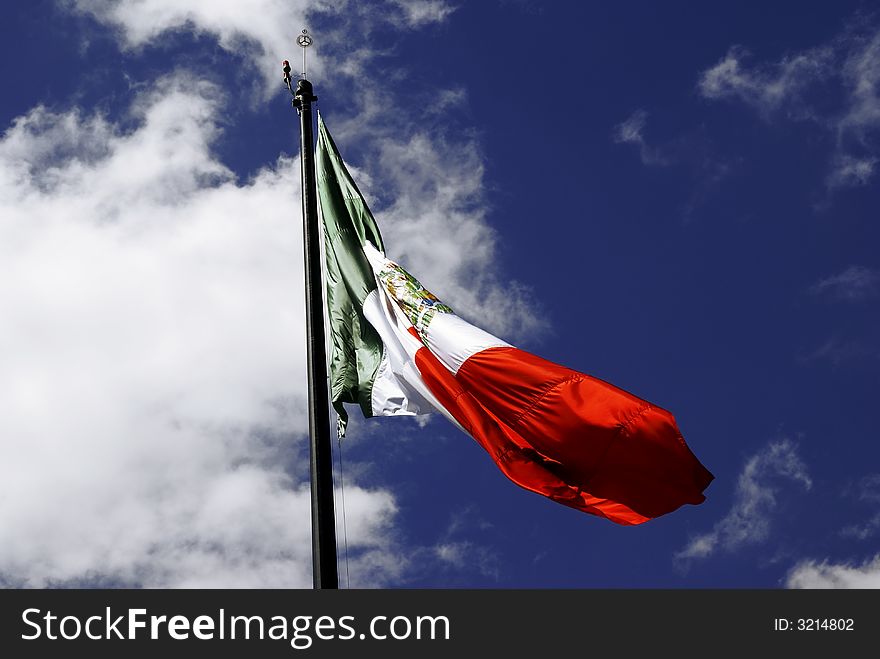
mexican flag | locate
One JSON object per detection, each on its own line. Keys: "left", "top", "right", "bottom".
{"left": 316, "top": 114, "right": 713, "bottom": 525}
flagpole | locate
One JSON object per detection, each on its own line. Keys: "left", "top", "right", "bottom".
{"left": 284, "top": 31, "right": 339, "bottom": 590}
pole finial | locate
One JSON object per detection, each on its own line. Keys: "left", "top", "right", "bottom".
{"left": 297, "top": 28, "right": 313, "bottom": 80}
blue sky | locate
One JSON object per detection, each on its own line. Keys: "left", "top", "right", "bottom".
{"left": 1, "top": 0, "right": 879, "bottom": 588}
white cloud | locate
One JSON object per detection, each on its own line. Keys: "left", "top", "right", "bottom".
{"left": 426, "top": 507, "right": 499, "bottom": 581}
{"left": 613, "top": 109, "right": 668, "bottom": 166}
{"left": 65, "top": 0, "right": 541, "bottom": 342}
{"left": 68, "top": 0, "right": 456, "bottom": 94}
{"left": 70, "top": 0, "right": 314, "bottom": 92}
{"left": 433, "top": 506, "right": 501, "bottom": 581}
{"left": 841, "top": 513, "right": 880, "bottom": 540}
{"left": 611, "top": 113, "right": 736, "bottom": 220}
{"left": 786, "top": 554, "right": 880, "bottom": 588}
{"left": 839, "top": 29, "right": 880, "bottom": 137}
{"left": 0, "top": 74, "right": 404, "bottom": 587}
{"left": 810, "top": 265, "right": 880, "bottom": 301}
{"left": 826, "top": 154, "right": 878, "bottom": 187}
{"left": 3, "top": 1, "right": 541, "bottom": 587}
{"left": 387, "top": 0, "right": 456, "bottom": 27}
{"left": 366, "top": 131, "right": 545, "bottom": 340}
{"left": 675, "top": 438, "right": 811, "bottom": 563}
{"left": 614, "top": 109, "right": 648, "bottom": 144}
{"left": 697, "top": 22, "right": 880, "bottom": 189}
{"left": 698, "top": 45, "right": 832, "bottom": 116}
{"left": 432, "top": 541, "right": 499, "bottom": 579}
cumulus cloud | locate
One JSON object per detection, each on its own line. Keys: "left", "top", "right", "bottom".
{"left": 65, "top": 0, "right": 541, "bottom": 341}
{"left": 613, "top": 109, "right": 669, "bottom": 166}
{"left": 772, "top": 472, "right": 880, "bottom": 587}
{"left": 0, "top": 74, "right": 409, "bottom": 587}
{"left": 69, "top": 0, "right": 456, "bottom": 93}
{"left": 2, "top": 1, "right": 542, "bottom": 587}
{"left": 363, "top": 131, "right": 544, "bottom": 340}
{"left": 809, "top": 265, "right": 880, "bottom": 301}
{"left": 786, "top": 554, "right": 880, "bottom": 588}
{"left": 69, "top": 0, "right": 314, "bottom": 92}
{"left": 698, "top": 20, "right": 880, "bottom": 190}
{"left": 675, "top": 438, "right": 811, "bottom": 564}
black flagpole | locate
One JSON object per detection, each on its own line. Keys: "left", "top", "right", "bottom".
{"left": 284, "top": 30, "right": 338, "bottom": 590}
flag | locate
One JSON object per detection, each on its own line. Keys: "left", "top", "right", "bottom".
{"left": 316, "top": 114, "right": 713, "bottom": 525}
